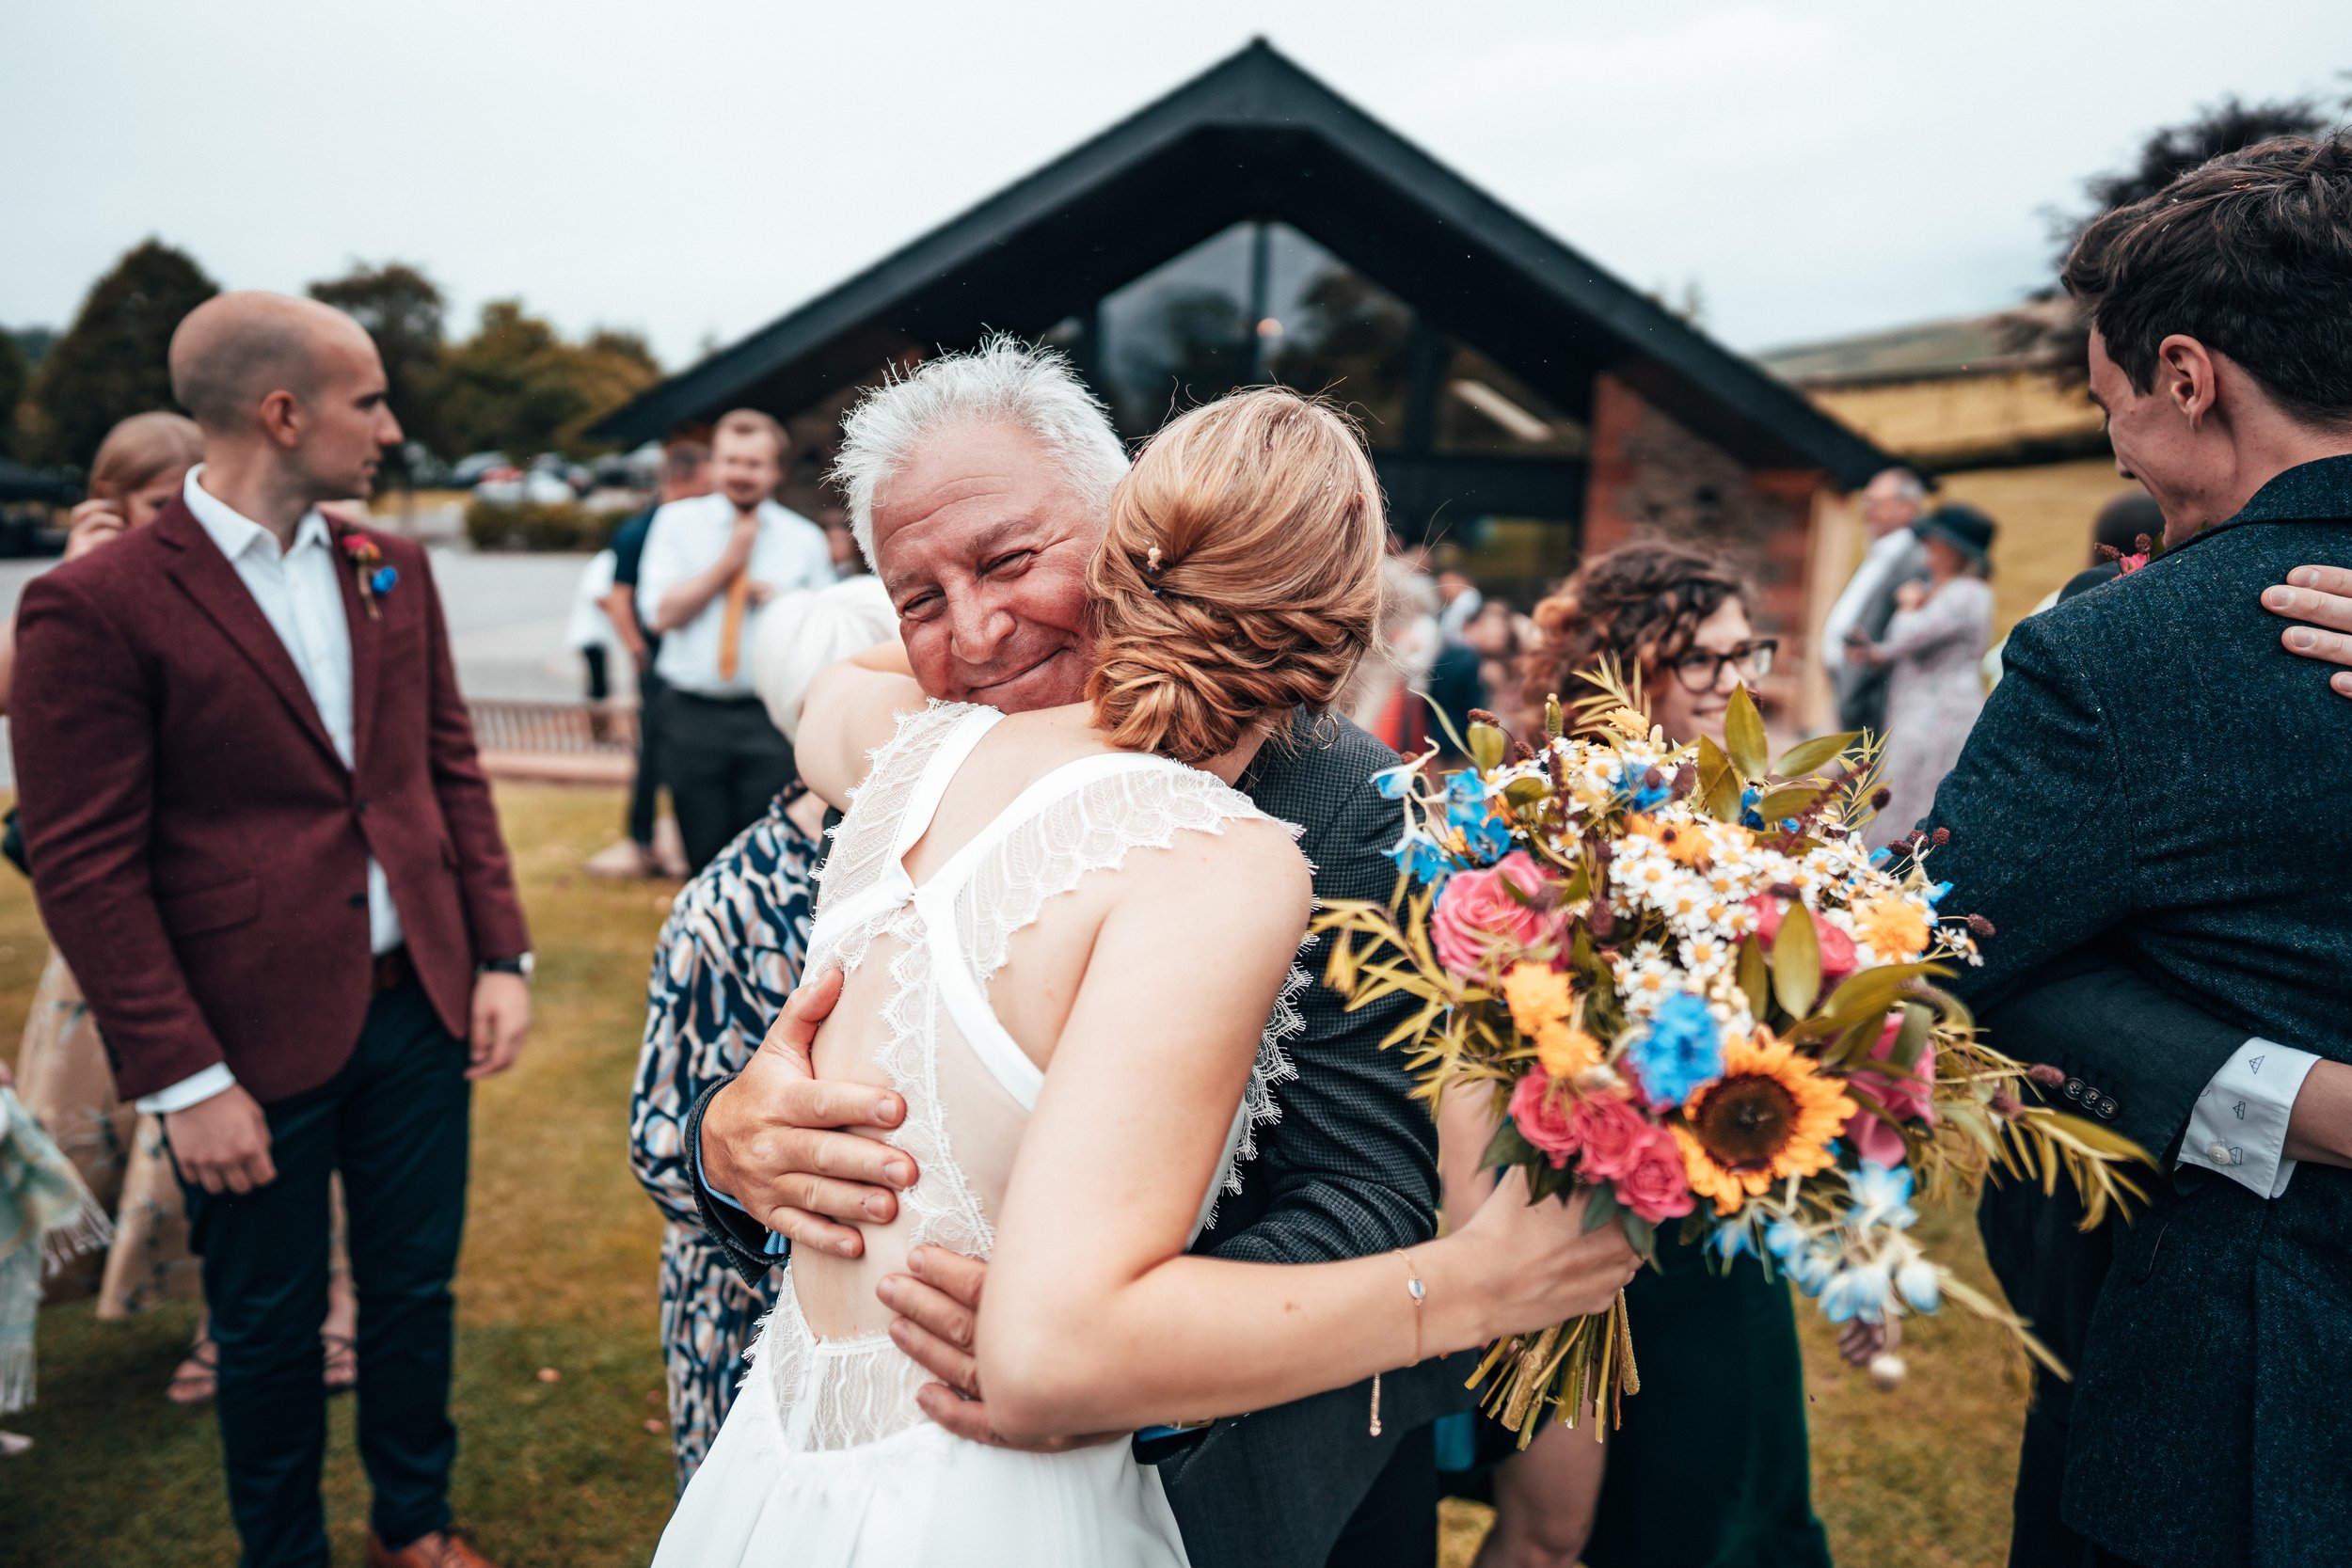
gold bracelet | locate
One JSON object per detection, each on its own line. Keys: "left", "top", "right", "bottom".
{"left": 1369, "top": 1248, "right": 1429, "bottom": 1437}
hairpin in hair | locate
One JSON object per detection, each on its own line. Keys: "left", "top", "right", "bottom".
{"left": 1146, "top": 545, "right": 1164, "bottom": 574}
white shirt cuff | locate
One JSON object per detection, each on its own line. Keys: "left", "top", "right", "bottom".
{"left": 2179, "top": 1037, "right": 2320, "bottom": 1198}
{"left": 135, "top": 1063, "right": 238, "bottom": 1116}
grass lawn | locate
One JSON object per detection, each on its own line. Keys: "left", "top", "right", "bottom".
{"left": 3, "top": 784, "right": 2027, "bottom": 1567}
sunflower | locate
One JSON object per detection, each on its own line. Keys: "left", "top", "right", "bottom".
{"left": 1675, "top": 1032, "right": 1855, "bottom": 1215}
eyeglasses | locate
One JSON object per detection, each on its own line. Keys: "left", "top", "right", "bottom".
{"left": 1667, "top": 639, "right": 1777, "bottom": 693}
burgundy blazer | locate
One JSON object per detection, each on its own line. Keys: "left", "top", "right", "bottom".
{"left": 10, "top": 498, "right": 531, "bottom": 1105}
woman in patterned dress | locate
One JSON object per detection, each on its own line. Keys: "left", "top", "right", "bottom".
{"left": 627, "top": 577, "right": 896, "bottom": 1486}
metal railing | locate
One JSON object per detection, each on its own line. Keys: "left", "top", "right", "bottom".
{"left": 467, "top": 698, "right": 638, "bottom": 754}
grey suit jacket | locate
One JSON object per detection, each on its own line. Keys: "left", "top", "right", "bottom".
{"left": 1923, "top": 455, "right": 2352, "bottom": 1568}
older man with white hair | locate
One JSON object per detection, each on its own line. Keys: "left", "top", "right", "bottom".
{"left": 1820, "top": 465, "right": 1931, "bottom": 734}
{"left": 673, "top": 338, "right": 1468, "bottom": 1568}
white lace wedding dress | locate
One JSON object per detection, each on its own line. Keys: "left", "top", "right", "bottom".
{"left": 654, "top": 702, "right": 1303, "bottom": 1568}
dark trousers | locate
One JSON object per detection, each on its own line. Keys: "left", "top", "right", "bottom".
{"left": 627, "top": 657, "right": 667, "bottom": 848}
{"left": 660, "top": 689, "right": 796, "bottom": 871}
{"left": 178, "top": 978, "right": 471, "bottom": 1568}
{"left": 1326, "top": 1423, "right": 1438, "bottom": 1568}
{"left": 580, "top": 644, "right": 611, "bottom": 704}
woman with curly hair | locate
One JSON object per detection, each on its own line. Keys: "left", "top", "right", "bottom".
{"left": 1441, "top": 540, "right": 1879, "bottom": 1568}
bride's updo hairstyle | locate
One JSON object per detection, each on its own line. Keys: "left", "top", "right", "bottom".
{"left": 1086, "top": 388, "right": 1386, "bottom": 765}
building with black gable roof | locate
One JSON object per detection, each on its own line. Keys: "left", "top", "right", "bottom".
{"left": 595, "top": 39, "right": 1893, "bottom": 720}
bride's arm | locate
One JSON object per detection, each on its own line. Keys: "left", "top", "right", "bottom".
{"left": 795, "top": 646, "right": 924, "bottom": 811}
{"left": 978, "top": 823, "right": 1638, "bottom": 1443}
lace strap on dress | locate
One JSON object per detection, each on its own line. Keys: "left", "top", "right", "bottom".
{"left": 813, "top": 701, "right": 987, "bottom": 911}
{"left": 949, "top": 760, "right": 1308, "bottom": 1211}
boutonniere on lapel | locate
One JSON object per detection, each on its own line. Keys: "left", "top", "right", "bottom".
{"left": 338, "top": 531, "right": 399, "bottom": 621}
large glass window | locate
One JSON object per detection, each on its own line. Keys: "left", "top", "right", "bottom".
{"left": 1261, "top": 226, "right": 1412, "bottom": 442}
{"left": 1096, "top": 222, "right": 1415, "bottom": 442}
{"left": 1435, "top": 341, "right": 1587, "bottom": 457}
{"left": 1097, "top": 226, "right": 1255, "bottom": 436}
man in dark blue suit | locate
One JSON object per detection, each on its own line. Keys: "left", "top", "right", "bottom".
{"left": 1917, "top": 134, "right": 2352, "bottom": 1568}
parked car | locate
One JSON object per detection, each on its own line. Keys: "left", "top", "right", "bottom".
{"left": 451, "top": 451, "right": 512, "bottom": 487}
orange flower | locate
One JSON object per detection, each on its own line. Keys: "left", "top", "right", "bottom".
{"left": 1674, "top": 1031, "right": 1854, "bottom": 1215}
{"left": 1851, "top": 896, "right": 1931, "bottom": 961}
{"left": 1501, "top": 962, "right": 1572, "bottom": 1036}
{"left": 1535, "top": 1019, "right": 1604, "bottom": 1078}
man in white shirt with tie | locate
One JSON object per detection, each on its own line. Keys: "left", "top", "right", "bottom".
{"left": 637, "top": 408, "right": 834, "bottom": 869}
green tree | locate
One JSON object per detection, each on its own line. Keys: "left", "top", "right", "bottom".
{"left": 2056, "top": 94, "right": 2330, "bottom": 261}
{"left": 310, "top": 261, "right": 448, "bottom": 466}
{"left": 0, "top": 330, "right": 27, "bottom": 461}
{"left": 24, "top": 240, "right": 219, "bottom": 469}
{"left": 432, "top": 301, "right": 661, "bottom": 459}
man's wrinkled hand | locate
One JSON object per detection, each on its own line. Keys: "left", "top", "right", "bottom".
{"left": 886, "top": 1246, "right": 1121, "bottom": 1452}
{"left": 165, "top": 1085, "right": 276, "bottom": 1196}
{"left": 699, "top": 966, "right": 916, "bottom": 1259}
{"left": 2263, "top": 564, "right": 2352, "bottom": 698}
{"left": 467, "top": 971, "right": 531, "bottom": 1081}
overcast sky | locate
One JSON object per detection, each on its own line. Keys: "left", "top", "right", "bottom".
{"left": 5, "top": 1, "right": 2344, "bottom": 371}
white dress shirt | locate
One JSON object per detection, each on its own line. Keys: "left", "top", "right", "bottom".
{"left": 636, "top": 494, "right": 834, "bottom": 697}
{"left": 136, "top": 468, "right": 405, "bottom": 1116}
{"left": 1820, "top": 528, "right": 1924, "bottom": 674}
{"left": 2180, "top": 1037, "right": 2322, "bottom": 1196}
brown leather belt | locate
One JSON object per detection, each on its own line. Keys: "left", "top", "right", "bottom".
{"left": 372, "top": 946, "right": 414, "bottom": 995}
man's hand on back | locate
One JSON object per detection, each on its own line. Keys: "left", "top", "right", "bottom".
{"left": 165, "top": 1084, "right": 276, "bottom": 1195}
{"left": 2263, "top": 564, "right": 2352, "bottom": 697}
{"left": 699, "top": 966, "right": 917, "bottom": 1258}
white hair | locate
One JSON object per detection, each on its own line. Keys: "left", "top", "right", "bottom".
{"left": 831, "top": 334, "right": 1130, "bottom": 567}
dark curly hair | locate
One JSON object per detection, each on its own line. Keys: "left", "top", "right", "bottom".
{"left": 1518, "top": 541, "right": 1747, "bottom": 709}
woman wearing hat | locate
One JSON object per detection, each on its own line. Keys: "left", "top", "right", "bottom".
{"left": 1848, "top": 503, "right": 1998, "bottom": 847}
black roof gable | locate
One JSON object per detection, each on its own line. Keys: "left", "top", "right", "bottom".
{"left": 594, "top": 40, "right": 1887, "bottom": 487}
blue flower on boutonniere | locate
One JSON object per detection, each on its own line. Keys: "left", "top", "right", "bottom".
{"left": 339, "top": 532, "right": 396, "bottom": 621}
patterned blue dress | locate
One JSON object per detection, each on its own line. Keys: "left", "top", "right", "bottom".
{"left": 628, "top": 794, "right": 822, "bottom": 1487}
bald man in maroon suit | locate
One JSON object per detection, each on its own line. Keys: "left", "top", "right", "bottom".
{"left": 12, "top": 293, "right": 530, "bottom": 1568}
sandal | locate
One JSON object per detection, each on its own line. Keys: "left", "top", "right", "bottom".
{"left": 167, "top": 1336, "right": 219, "bottom": 1406}
{"left": 323, "top": 1332, "right": 358, "bottom": 1395}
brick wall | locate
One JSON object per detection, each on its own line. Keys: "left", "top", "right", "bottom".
{"left": 1582, "top": 374, "right": 1827, "bottom": 721}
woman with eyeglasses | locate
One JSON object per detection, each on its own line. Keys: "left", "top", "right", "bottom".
{"left": 1435, "top": 541, "right": 1874, "bottom": 1568}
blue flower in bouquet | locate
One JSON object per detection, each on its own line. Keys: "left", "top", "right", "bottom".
{"left": 1372, "top": 761, "right": 1420, "bottom": 800}
{"left": 1625, "top": 990, "right": 1722, "bottom": 1108}
{"left": 1740, "top": 785, "right": 1766, "bottom": 830}
{"left": 1387, "top": 826, "right": 1454, "bottom": 888}
{"left": 1442, "top": 770, "right": 1512, "bottom": 864}
{"left": 1841, "top": 1162, "right": 1917, "bottom": 1231}
{"left": 1616, "top": 762, "right": 1671, "bottom": 813}
{"left": 1927, "top": 879, "right": 1953, "bottom": 906}
{"left": 1708, "top": 1223, "right": 1754, "bottom": 1263}
{"left": 1821, "top": 1259, "right": 1894, "bottom": 1324}
{"left": 1896, "top": 1255, "right": 1942, "bottom": 1313}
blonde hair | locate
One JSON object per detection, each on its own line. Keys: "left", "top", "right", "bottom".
{"left": 89, "top": 412, "right": 204, "bottom": 500}
{"left": 1087, "top": 388, "right": 1386, "bottom": 764}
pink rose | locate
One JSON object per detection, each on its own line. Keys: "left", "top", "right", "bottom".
{"left": 1613, "top": 1126, "right": 1696, "bottom": 1224}
{"left": 1844, "top": 1015, "right": 1937, "bottom": 1167}
{"left": 1570, "top": 1093, "right": 1650, "bottom": 1180}
{"left": 1508, "top": 1068, "right": 1582, "bottom": 1168}
{"left": 1744, "top": 894, "right": 1858, "bottom": 986}
{"left": 1432, "top": 850, "right": 1552, "bottom": 974}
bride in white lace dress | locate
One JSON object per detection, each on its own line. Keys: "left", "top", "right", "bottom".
{"left": 655, "top": 389, "right": 1638, "bottom": 1568}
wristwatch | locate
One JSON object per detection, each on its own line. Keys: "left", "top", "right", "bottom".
{"left": 482, "top": 953, "right": 535, "bottom": 981}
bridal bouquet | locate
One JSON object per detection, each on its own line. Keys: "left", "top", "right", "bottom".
{"left": 1316, "top": 667, "right": 2148, "bottom": 1446}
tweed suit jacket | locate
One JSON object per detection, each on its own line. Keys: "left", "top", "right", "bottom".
{"left": 687, "top": 706, "right": 1468, "bottom": 1568}
{"left": 1920, "top": 455, "right": 2352, "bottom": 1568}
